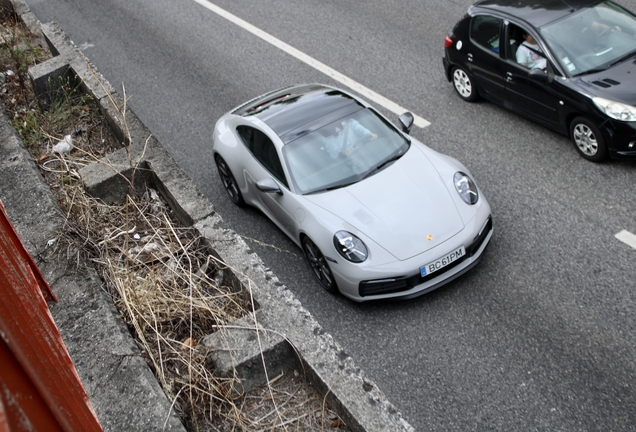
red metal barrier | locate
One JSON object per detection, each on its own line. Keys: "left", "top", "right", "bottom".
{"left": 0, "top": 199, "right": 103, "bottom": 432}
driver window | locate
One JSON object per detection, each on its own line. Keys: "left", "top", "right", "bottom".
{"left": 508, "top": 24, "right": 547, "bottom": 70}
{"left": 237, "top": 126, "right": 287, "bottom": 187}
{"left": 470, "top": 15, "right": 503, "bottom": 54}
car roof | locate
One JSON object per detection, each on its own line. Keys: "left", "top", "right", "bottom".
{"left": 232, "top": 84, "right": 364, "bottom": 144}
{"left": 471, "top": 0, "right": 602, "bottom": 28}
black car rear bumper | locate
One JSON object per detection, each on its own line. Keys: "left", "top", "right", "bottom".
{"left": 442, "top": 54, "right": 453, "bottom": 82}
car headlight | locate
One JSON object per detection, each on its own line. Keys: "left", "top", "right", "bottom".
{"left": 454, "top": 172, "right": 479, "bottom": 205}
{"left": 593, "top": 97, "right": 636, "bottom": 122}
{"left": 333, "top": 231, "right": 368, "bottom": 263}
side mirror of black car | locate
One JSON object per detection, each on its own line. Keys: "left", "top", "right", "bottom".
{"left": 528, "top": 68, "right": 549, "bottom": 83}
{"left": 529, "top": 61, "right": 555, "bottom": 84}
{"left": 399, "top": 112, "right": 414, "bottom": 134}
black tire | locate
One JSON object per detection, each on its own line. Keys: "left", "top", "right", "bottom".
{"left": 570, "top": 117, "right": 608, "bottom": 162}
{"left": 301, "top": 236, "right": 338, "bottom": 293}
{"left": 215, "top": 155, "right": 245, "bottom": 206}
{"left": 451, "top": 66, "right": 479, "bottom": 102}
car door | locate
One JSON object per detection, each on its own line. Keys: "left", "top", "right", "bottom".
{"left": 466, "top": 14, "right": 507, "bottom": 102}
{"left": 500, "top": 22, "right": 563, "bottom": 129}
{"left": 237, "top": 126, "right": 300, "bottom": 239}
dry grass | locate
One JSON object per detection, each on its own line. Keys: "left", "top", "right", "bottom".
{"left": 0, "top": 11, "right": 347, "bottom": 432}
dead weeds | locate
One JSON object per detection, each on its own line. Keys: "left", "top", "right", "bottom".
{"left": 0, "top": 11, "right": 347, "bottom": 432}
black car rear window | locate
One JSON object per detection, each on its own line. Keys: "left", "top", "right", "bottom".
{"left": 471, "top": 15, "right": 503, "bottom": 54}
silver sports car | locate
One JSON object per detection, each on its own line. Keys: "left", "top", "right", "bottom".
{"left": 212, "top": 84, "right": 492, "bottom": 302}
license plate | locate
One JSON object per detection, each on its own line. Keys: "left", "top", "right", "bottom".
{"left": 420, "top": 246, "right": 466, "bottom": 277}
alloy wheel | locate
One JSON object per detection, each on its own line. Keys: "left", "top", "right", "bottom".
{"left": 452, "top": 67, "right": 478, "bottom": 102}
{"left": 215, "top": 156, "right": 244, "bottom": 206}
{"left": 302, "top": 237, "right": 337, "bottom": 293}
{"left": 572, "top": 123, "right": 598, "bottom": 157}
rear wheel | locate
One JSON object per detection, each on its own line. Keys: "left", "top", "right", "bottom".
{"left": 215, "top": 155, "right": 245, "bottom": 206}
{"left": 302, "top": 237, "right": 338, "bottom": 293}
{"left": 570, "top": 117, "right": 608, "bottom": 162}
{"left": 452, "top": 66, "right": 479, "bottom": 102}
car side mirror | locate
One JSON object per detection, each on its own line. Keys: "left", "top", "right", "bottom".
{"left": 256, "top": 178, "right": 283, "bottom": 195}
{"left": 529, "top": 62, "right": 555, "bottom": 84}
{"left": 399, "top": 112, "right": 414, "bottom": 134}
{"left": 528, "top": 68, "right": 549, "bottom": 83}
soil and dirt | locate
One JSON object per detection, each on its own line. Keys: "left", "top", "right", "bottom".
{"left": 0, "top": 12, "right": 347, "bottom": 431}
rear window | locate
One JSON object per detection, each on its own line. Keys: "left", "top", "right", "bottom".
{"left": 471, "top": 15, "right": 503, "bottom": 54}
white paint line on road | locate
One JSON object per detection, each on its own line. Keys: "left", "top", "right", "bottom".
{"left": 191, "top": 0, "right": 431, "bottom": 129}
{"left": 615, "top": 230, "right": 636, "bottom": 250}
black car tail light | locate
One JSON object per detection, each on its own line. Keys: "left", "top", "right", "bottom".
{"left": 444, "top": 36, "right": 453, "bottom": 48}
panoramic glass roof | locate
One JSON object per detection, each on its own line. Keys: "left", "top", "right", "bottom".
{"left": 233, "top": 84, "right": 363, "bottom": 144}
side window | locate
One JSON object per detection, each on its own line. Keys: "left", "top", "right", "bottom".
{"left": 470, "top": 15, "right": 503, "bottom": 54}
{"left": 237, "top": 126, "right": 287, "bottom": 187}
{"left": 508, "top": 24, "right": 547, "bottom": 70}
{"left": 506, "top": 24, "right": 524, "bottom": 61}
{"left": 237, "top": 125, "right": 256, "bottom": 153}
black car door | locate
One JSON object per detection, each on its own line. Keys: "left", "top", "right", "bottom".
{"left": 501, "top": 22, "right": 562, "bottom": 129}
{"left": 466, "top": 15, "right": 507, "bottom": 102}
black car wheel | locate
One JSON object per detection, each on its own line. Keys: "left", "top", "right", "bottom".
{"left": 570, "top": 117, "right": 608, "bottom": 162}
{"left": 302, "top": 236, "right": 338, "bottom": 293}
{"left": 452, "top": 66, "right": 479, "bottom": 102}
{"left": 215, "top": 155, "right": 245, "bottom": 206}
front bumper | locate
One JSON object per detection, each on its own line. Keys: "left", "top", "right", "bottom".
{"left": 332, "top": 211, "right": 493, "bottom": 302}
{"left": 602, "top": 118, "right": 636, "bottom": 160}
{"left": 359, "top": 217, "right": 492, "bottom": 298}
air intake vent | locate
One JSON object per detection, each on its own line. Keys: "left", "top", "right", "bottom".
{"left": 592, "top": 80, "right": 611, "bottom": 88}
{"left": 592, "top": 78, "right": 621, "bottom": 88}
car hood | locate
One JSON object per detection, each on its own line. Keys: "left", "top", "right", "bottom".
{"left": 304, "top": 148, "right": 464, "bottom": 261}
{"left": 573, "top": 58, "right": 636, "bottom": 105}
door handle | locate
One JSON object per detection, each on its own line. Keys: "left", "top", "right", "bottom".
{"left": 506, "top": 72, "right": 513, "bottom": 82}
{"left": 467, "top": 53, "right": 473, "bottom": 62}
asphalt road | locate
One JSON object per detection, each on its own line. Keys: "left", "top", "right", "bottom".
{"left": 24, "top": 0, "right": 636, "bottom": 430}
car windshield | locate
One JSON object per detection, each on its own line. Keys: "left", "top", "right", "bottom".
{"left": 283, "top": 108, "right": 410, "bottom": 195}
{"left": 540, "top": 1, "right": 636, "bottom": 76}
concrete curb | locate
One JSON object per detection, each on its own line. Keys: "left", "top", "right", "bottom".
{"left": 4, "top": 1, "right": 415, "bottom": 430}
{"left": 0, "top": 66, "right": 187, "bottom": 432}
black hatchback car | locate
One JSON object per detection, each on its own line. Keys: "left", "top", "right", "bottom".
{"left": 443, "top": 0, "right": 636, "bottom": 162}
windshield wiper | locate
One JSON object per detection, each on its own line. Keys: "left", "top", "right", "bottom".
{"left": 305, "top": 180, "right": 359, "bottom": 195}
{"left": 376, "top": 151, "right": 404, "bottom": 171}
{"left": 360, "top": 151, "right": 405, "bottom": 180}
{"left": 573, "top": 50, "right": 636, "bottom": 77}
{"left": 306, "top": 150, "right": 406, "bottom": 194}
{"left": 575, "top": 67, "right": 609, "bottom": 77}
{"left": 609, "top": 49, "right": 636, "bottom": 68}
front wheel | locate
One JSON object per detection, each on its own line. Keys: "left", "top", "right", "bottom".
{"left": 302, "top": 237, "right": 338, "bottom": 293}
{"left": 451, "top": 66, "right": 479, "bottom": 102}
{"left": 570, "top": 117, "right": 608, "bottom": 162}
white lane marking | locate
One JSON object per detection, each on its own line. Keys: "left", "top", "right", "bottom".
{"left": 191, "top": 0, "right": 431, "bottom": 129}
{"left": 615, "top": 230, "right": 636, "bottom": 250}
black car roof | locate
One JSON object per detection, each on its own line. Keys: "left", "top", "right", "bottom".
{"left": 233, "top": 84, "right": 364, "bottom": 144}
{"left": 471, "top": 0, "right": 602, "bottom": 28}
